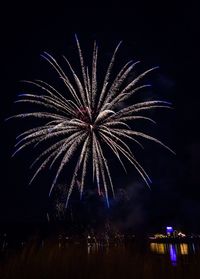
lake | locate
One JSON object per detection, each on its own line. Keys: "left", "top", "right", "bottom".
{"left": 0, "top": 239, "right": 200, "bottom": 279}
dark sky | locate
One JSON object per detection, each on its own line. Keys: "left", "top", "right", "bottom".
{"left": 0, "top": 3, "right": 199, "bottom": 233}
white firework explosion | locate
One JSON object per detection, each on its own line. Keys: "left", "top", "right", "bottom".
{"left": 8, "top": 35, "right": 174, "bottom": 208}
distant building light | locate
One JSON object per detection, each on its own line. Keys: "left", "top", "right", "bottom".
{"left": 166, "top": 226, "right": 173, "bottom": 231}
{"left": 166, "top": 226, "right": 173, "bottom": 235}
{"left": 178, "top": 232, "right": 186, "bottom": 237}
{"left": 166, "top": 226, "right": 173, "bottom": 230}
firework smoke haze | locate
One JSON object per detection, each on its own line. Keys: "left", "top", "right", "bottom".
{"left": 7, "top": 35, "right": 174, "bottom": 208}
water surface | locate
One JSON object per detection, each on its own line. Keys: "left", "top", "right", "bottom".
{"left": 1, "top": 240, "right": 200, "bottom": 279}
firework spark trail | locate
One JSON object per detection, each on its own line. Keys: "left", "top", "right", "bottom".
{"left": 8, "top": 36, "right": 175, "bottom": 207}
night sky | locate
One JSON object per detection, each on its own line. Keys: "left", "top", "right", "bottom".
{"left": 0, "top": 3, "right": 199, "bottom": 234}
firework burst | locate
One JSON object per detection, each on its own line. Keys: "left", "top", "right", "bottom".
{"left": 8, "top": 35, "right": 174, "bottom": 208}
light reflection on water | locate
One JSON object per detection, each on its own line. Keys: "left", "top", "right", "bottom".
{"left": 1, "top": 240, "right": 200, "bottom": 278}
{"left": 87, "top": 243, "right": 110, "bottom": 255}
{"left": 150, "top": 242, "right": 196, "bottom": 266}
{"left": 169, "top": 244, "right": 177, "bottom": 266}
{"left": 87, "top": 241, "right": 197, "bottom": 267}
